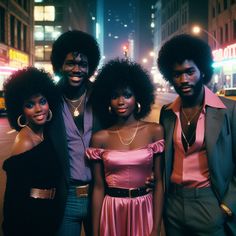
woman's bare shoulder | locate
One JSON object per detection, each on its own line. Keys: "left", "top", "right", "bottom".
{"left": 141, "top": 121, "right": 164, "bottom": 140}
{"left": 90, "top": 129, "right": 111, "bottom": 148}
{"left": 11, "top": 130, "right": 34, "bottom": 156}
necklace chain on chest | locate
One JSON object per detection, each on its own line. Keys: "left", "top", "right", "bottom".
{"left": 116, "top": 121, "right": 139, "bottom": 146}
{"left": 181, "top": 105, "right": 202, "bottom": 126}
{"left": 64, "top": 92, "right": 86, "bottom": 117}
{"left": 181, "top": 129, "right": 196, "bottom": 150}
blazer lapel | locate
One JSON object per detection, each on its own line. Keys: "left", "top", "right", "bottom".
{"left": 205, "top": 106, "right": 226, "bottom": 159}
{"left": 162, "top": 109, "right": 176, "bottom": 191}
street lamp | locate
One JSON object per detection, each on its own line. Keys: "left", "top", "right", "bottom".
{"left": 192, "top": 25, "right": 220, "bottom": 49}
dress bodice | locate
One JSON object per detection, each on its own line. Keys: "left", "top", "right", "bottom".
{"left": 86, "top": 139, "right": 164, "bottom": 188}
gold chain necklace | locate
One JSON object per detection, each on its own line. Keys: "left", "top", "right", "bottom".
{"left": 116, "top": 121, "right": 139, "bottom": 146}
{"left": 25, "top": 126, "right": 44, "bottom": 142}
{"left": 64, "top": 92, "right": 86, "bottom": 117}
{"left": 181, "top": 106, "right": 202, "bottom": 126}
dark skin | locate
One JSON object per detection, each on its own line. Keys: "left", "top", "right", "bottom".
{"left": 172, "top": 60, "right": 204, "bottom": 152}
{"left": 90, "top": 87, "right": 164, "bottom": 236}
{"left": 60, "top": 52, "right": 158, "bottom": 189}
{"left": 11, "top": 94, "right": 49, "bottom": 155}
{"left": 61, "top": 52, "right": 89, "bottom": 133}
{"left": 147, "top": 59, "right": 205, "bottom": 184}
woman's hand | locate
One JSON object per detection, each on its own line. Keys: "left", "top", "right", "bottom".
{"left": 145, "top": 172, "right": 156, "bottom": 192}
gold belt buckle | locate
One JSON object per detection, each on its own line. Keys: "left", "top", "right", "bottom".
{"left": 76, "top": 184, "right": 89, "bottom": 198}
{"left": 30, "top": 188, "right": 56, "bottom": 199}
{"left": 128, "top": 189, "right": 132, "bottom": 198}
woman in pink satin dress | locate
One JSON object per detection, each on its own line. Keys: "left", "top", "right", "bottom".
{"left": 86, "top": 59, "right": 165, "bottom": 236}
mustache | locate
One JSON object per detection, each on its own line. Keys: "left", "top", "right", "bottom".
{"left": 67, "top": 71, "right": 88, "bottom": 77}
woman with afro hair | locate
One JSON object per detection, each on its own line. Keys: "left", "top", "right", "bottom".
{"left": 86, "top": 58, "right": 165, "bottom": 236}
{"left": 2, "top": 67, "right": 64, "bottom": 236}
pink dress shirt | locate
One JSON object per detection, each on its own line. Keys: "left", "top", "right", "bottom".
{"left": 168, "top": 86, "right": 226, "bottom": 188}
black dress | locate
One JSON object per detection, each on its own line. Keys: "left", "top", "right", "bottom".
{"left": 2, "top": 138, "right": 64, "bottom": 236}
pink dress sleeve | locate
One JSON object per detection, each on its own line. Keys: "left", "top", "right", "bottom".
{"left": 147, "top": 139, "right": 165, "bottom": 154}
{"left": 86, "top": 148, "right": 104, "bottom": 160}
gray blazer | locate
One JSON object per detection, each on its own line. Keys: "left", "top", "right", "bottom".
{"left": 160, "top": 96, "right": 236, "bottom": 233}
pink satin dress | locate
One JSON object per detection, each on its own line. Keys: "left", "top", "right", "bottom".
{"left": 86, "top": 139, "right": 164, "bottom": 236}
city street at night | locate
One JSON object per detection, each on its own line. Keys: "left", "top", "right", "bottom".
{"left": 1, "top": 0, "right": 236, "bottom": 235}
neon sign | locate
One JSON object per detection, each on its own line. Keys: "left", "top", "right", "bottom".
{"left": 9, "top": 48, "right": 29, "bottom": 67}
{"left": 212, "top": 43, "right": 236, "bottom": 62}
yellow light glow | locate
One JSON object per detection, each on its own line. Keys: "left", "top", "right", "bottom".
{"left": 192, "top": 26, "right": 201, "bottom": 34}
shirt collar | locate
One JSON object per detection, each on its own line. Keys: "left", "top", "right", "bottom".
{"left": 167, "top": 85, "right": 226, "bottom": 112}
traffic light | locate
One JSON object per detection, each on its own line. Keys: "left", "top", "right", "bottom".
{"left": 123, "top": 44, "right": 128, "bottom": 58}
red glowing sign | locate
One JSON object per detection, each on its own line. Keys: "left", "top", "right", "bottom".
{"left": 212, "top": 43, "right": 236, "bottom": 62}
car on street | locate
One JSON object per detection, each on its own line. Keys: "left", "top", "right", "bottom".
{"left": 0, "top": 91, "right": 6, "bottom": 114}
{"left": 217, "top": 88, "right": 236, "bottom": 101}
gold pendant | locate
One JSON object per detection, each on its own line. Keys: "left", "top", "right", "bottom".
{"left": 74, "top": 109, "right": 80, "bottom": 117}
{"left": 187, "top": 121, "right": 190, "bottom": 126}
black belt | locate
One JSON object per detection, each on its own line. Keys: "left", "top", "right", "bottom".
{"left": 106, "top": 187, "right": 149, "bottom": 198}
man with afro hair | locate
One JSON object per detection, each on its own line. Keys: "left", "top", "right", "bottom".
{"left": 48, "top": 30, "right": 100, "bottom": 236}
{"left": 158, "top": 34, "right": 236, "bottom": 236}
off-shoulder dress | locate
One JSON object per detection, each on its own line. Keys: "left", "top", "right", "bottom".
{"left": 86, "top": 139, "right": 164, "bottom": 236}
{"left": 2, "top": 138, "right": 63, "bottom": 236}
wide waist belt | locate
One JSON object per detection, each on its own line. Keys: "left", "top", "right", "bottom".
{"left": 106, "top": 187, "right": 149, "bottom": 198}
{"left": 76, "top": 184, "right": 89, "bottom": 198}
{"left": 30, "top": 188, "right": 56, "bottom": 200}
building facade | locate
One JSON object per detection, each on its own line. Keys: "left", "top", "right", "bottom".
{"left": 0, "top": 0, "right": 34, "bottom": 94}
{"left": 34, "top": 0, "right": 97, "bottom": 74}
{"left": 209, "top": 0, "right": 236, "bottom": 88}
{"left": 153, "top": 0, "right": 208, "bottom": 86}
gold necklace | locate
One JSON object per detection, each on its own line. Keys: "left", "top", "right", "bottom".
{"left": 25, "top": 126, "right": 44, "bottom": 142}
{"left": 116, "top": 121, "right": 139, "bottom": 146}
{"left": 64, "top": 92, "right": 86, "bottom": 117}
{"left": 181, "top": 106, "right": 202, "bottom": 126}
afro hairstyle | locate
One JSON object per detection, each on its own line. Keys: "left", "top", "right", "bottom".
{"left": 4, "top": 67, "right": 59, "bottom": 131}
{"left": 157, "top": 34, "right": 214, "bottom": 84}
{"left": 90, "top": 58, "right": 155, "bottom": 128}
{"left": 51, "top": 30, "right": 100, "bottom": 78}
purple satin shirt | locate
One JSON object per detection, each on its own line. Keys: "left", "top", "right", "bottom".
{"left": 62, "top": 96, "right": 93, "bottom": 182}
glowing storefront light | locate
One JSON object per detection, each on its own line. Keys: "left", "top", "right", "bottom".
{"left": 213, "top": 59, "right": 236, "bottom": 68}
{"left": 212, "top": 43, "right": 236, "bottom": 62}
{"left": 212, "top": 43, "right": 236, "bottom": 68}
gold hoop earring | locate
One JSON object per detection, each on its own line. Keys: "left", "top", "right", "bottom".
{"left": 108, "top": 106, "right": 112, "bottom": 114}
{"left": 137, "top": 102, "right": 141, "bottom": 113}
{"left": 46, "top": 109, "right": 53, "bottom": 122}
{"left": 17, "top": 115, "right": 27, "bottom": 128}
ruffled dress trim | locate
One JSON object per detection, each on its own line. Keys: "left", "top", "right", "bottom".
{"left": 86, "top": 139, "right": 165, "bottom": 160}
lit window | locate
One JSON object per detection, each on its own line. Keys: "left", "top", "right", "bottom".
{"left": 44, "top": 6, "right": 55, "bottom": 21}
{"left": 44, "top": 45, "right": 52, "bottom": 60}
{"left": 53, "top": 26, "right": 62, "bottom": 39}
{"left": 34, "top": 6, "right": 44, "bottom": 21}
{"left": 35, "top": 46, "right": 44, "bottom": 60}
{"left": 45, "top": 26, "right": 54, "bottom": 40}
{"left": 34, "top": 6, "right": 55, "bottom": 21}
{"left": 34, "top": 25, "right": 44, "bottom": 40}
